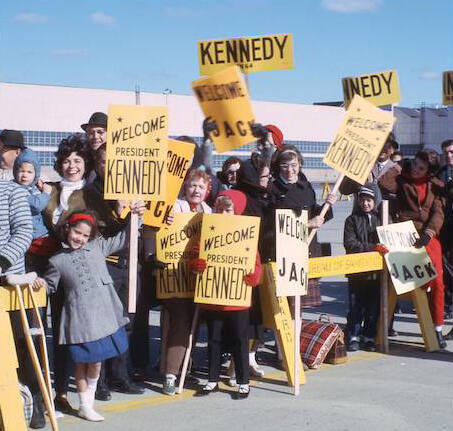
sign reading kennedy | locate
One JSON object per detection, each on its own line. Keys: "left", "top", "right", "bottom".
{"left": 275, "top": 210, "right": 309, "bottom": 297}
{"left": 377, "top": 221, "right": 437, "bottom": 295}
{"left": 194, "top": 213, "right": 260, "bottom": 307}
{"left": 323, "top": 95, "right": 395, "bottom": 185}
{"left": 198, "top": 33, "right": 293, "bottom": 75}
{"left": 342, "top": 69, "right": 400, "bottom": 108}
{"left": 105, "top": 105, "right": 167, "bottom": 200}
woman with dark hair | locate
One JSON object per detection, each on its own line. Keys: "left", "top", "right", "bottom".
{"left": 380, "top": 150, "right": 447, "bottom": 348}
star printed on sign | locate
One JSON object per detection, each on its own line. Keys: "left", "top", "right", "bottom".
{"left": 210, "top": 225, "right": 215, "bottom": 231}
{"left": 117, "top": 117, "right": 123, "bottom": 123}
{"left": 156, "top": 137, "right": 161, "bottom": 143}
{"left": 245, "top": 247, "right": 250, "bottom": 252}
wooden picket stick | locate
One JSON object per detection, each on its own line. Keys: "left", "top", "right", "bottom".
{"left": 379, "top": 200, "right": 389, "bottom": 353}
{"left": 177, "top": 305, "right": 200, "bottom": 394}
{"left": 308, "top": 173, "right": 345, "bottom": 245}
{"left": 293, "top": 294, "right": 301, "bottom": 396}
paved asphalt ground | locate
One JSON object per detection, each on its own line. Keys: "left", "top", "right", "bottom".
{"left": 40, "top": 192, "right": 453, "bottom": 431}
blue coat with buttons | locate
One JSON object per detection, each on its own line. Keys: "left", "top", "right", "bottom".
{"left": 44, "top": 227, "right": 130, "bottom": 345}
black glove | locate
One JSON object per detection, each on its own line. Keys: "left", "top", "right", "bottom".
{"left": 251, "top": 123, "right": 268, "bottom": 139}
{"left": 202, "top": 117, "right": 217, "bottom": 141}
{"left": 146, "top": 254, "right": 167, "bottom": 270}
{"left": 414, "top": 233, "right": 431, "bottom": 248}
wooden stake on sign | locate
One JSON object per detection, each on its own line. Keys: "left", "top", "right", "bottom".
{"left": 379, "top": 200, "right": 389, "bottom": 353}
{"left": 177, "top": 305, "right": 200, "bottom": 394}
{"left": 128, "top": 85, "right": 141, "bottom": 313}
{"left": 294, "top": 295, "right": 301, "bottom": 396}
{"left": 308, "top": 173, "right": 345, "bottom": 245}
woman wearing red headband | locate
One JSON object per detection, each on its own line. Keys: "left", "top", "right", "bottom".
{"left": 35, "top": 203, "right": 145, "bottom": 422}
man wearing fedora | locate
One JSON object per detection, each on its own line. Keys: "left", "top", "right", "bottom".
{"left": 81, "top": 112, "right": 108, "bottom": 152}
{"left": 0, "top": 129, "right": 26, "bottom": 180}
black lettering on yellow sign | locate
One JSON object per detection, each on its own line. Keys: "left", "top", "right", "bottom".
{"left": 199, "top": 35, "right": 288, "bottom": 66}
{"left": 343, "top": 72, "right": 394, "bottom": 103}
{"left": 193, "top": 82, "right": 245, "bottom": 102}
{"left": 277, "top": 214, "right": 308, "bottom": 241}
{"left": 203, "top": 225, "right": 256, "bottom": 251}
{"left": 443, "top": 72, "right": 453, "bottom": 104}
{"left": 105, "top": 159, "right": 164, "bottom": 195}
{"left": 157, "top": 262, "right": 197, "bottom": 297}
{"left": 159, "top": 221, "right": 202, "bottom": 250}
{"left": 111, "top": 115, "right": 166, "bottom": 145}
{"left": 324, "top": 134, "right": 374, "bottom": 179}
{"left": 195, "top": 265, "right": 249, "bottom": 302}
{"left": 146, "top": 201, "right": 173, "bottom": 225}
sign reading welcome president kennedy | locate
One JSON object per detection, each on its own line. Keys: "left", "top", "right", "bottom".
{"left": 377, "top": 221, "right": 437, "bottom": 295}
{"left": 323, "top": 95, "right": 395, "bottom": 185}
{"left": 275, "top": 210, "right": 309, "bottom": 297}
{"left": 104, "top": 105, "right": 167, "bottom": 200}
{"left": 192, "top": 66, "right": 256, "bottom": 153}
{"left": 194, "top": 213, "right": 260, "bottom": 307}
{"left": 156, "top": 213, "right": 202, "bottom": 299}
{"left": 342, "top": 69, "right": 401, "bottom": 108}
{"left": 198, "top": 33, "right": 293, "bottom": 75}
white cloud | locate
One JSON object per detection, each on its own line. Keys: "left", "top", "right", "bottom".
{"left": 418, "top": 71, "right": 440, "bottom": 81}
{"left": 322, "top": 0, "right": 382, "bottom": 13}
{"left": 14, "top": 13, "right": 49, "bottom": 23}
{"left": 51, "top": 49, "right": 89, "bottom": 57}
{"left": 90, "top": 12, "right": 115, "bottom": 25}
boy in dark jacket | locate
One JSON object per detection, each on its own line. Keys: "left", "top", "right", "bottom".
{"left": 343, "top": 185, "right": 384, "bottom": 352}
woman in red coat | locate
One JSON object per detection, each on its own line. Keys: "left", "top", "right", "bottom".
{"left": 380, "top": 150, "right": 447, "bottom": 348}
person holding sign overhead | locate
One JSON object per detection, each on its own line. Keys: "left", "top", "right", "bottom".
{"left": 160, "top": 169, "right": 212, "bottom": 396}
{"left": 380, "top": 150, "right": 447, "bottom": 348}
{"left": 191, "top": 189, "right": 262, "bottom": 399}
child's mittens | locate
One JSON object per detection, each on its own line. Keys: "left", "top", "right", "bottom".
{"left": 373, "top": 243, "right": 389, "bottom": 255}
{"left": 414, "top": 232, "right": 432, "bottom": 248}
{"left": 189, "top": 258, "right": 207, "bottom": 274}
{"left": 243, "top": 272, "right": 260, "bottom": 286}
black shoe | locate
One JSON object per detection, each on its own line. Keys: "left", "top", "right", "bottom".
{"left": 445, "top": 328, "right": 453, "bottom": 341}
{"left": 347, "top": 340, "right": 360, "bottom": 352}
{"left": 54, "top": 395, "right": 73, "bottom": 414}
{"left": 30, "top": 394, "right": 46, "bottom": 429}
{"left": 110, "top": 380, "right": 145, "bottom": 395}
{"left": 194, "top": 384, "right": 219, "bottom": 397}
{"left": 388, "top": 329, "right": 398, "bottom": 337}
{"left": 436, "top": 331, "right": 447, "bottom": 349}
{"left": 363, "top": 341, "right": 376, "bottom": 352}
{"left": 95, "top": 386, "right": 112, "bottom": 401}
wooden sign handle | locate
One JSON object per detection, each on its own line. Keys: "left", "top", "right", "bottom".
{"left": 128, "top": 212, "right": 139, "bottom": 313}
{"left": 379, "top": 200, "right": 389, "bottom": 353}
{"left": 294, "top": 294, "right": 301, "bottom": 396}
{"left": 308, "top": 173, "right": 345, "bottom": 245}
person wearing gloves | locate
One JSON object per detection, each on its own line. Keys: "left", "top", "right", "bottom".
{"left": 380, "top": 150, "right": 447, "bottom": 348}
{"left": 344, "top": 185, "right": 385, "bottom": 352}
{"left": 191, "top": 189, "right": 262, "bottom": 399}
{"left": 34, "top": 203, "right": 145, "bottom": 422}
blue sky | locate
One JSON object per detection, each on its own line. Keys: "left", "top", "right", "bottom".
{"left": 1, "top": 0, "right": 452, "bottom": 107}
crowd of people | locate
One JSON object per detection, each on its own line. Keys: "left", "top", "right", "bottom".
{"left": 1, "top": 113, "right": 452, "bottom": 428}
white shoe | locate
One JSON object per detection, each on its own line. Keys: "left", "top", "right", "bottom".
{"left": 78, "top": 406, "right": 105, "bottom": 422}
{"left": 227, "top": 377, "right": 237, "bottom": 387}
{"left": 249, "top": 364, "right": 265, "bottom": 378}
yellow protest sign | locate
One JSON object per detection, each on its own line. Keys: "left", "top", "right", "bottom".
{"left": 377, "top": 221, "right": 437, "bottom": 295}
{"left": 141, "top": 139, "right": 194, "bottom": 227}
{"left": 308, "top": 252, "right": 384, "bottom": 279}
{"left": 104, "top": 105, "right": 168, "bottom": 200}
{"left": 198, "top": 34, "right": 293, "bottom": 75}
{"left": 442, "top": 71, "right": 453, "bottom": 105}
{"left": 275, "top": 210, "right": 309, "bottom": 297}
{"left": 194, "top": 213, "right": 260, "bottom": 306}
{"left": 342, "top": 69, "right": 401, "bottom": 108}
{"left": 323, "top": 95, "right": 395, "bottom": 185}
{"left": 261, "top": 263, "right": 305, "bottom": 387}
{"left": 192, "top": 66, "right": 255, "bottom": 153}
{"left": 155, "top": 213, "right": 202, "bottom": 299}
{"left": 0, "top": 285, "right": 46, "bottom": 311}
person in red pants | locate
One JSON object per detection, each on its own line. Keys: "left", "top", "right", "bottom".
{"left": 380, "top": 150, "right": 447, "bottom": 348}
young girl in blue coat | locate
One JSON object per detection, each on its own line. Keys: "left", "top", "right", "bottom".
{"left": 35, "top": 203, "right": 145, "bottom": 422}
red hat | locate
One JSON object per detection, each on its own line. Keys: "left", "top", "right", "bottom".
{"left": 264, "top": 124, "right": 284, "bottom": 149}
{"left": 217, "top": 189, "right": 247, "bottom": 215}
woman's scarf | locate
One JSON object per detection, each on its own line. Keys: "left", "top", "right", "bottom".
{"left": 52, "top": 179, "right": 86, "bottom": 225}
